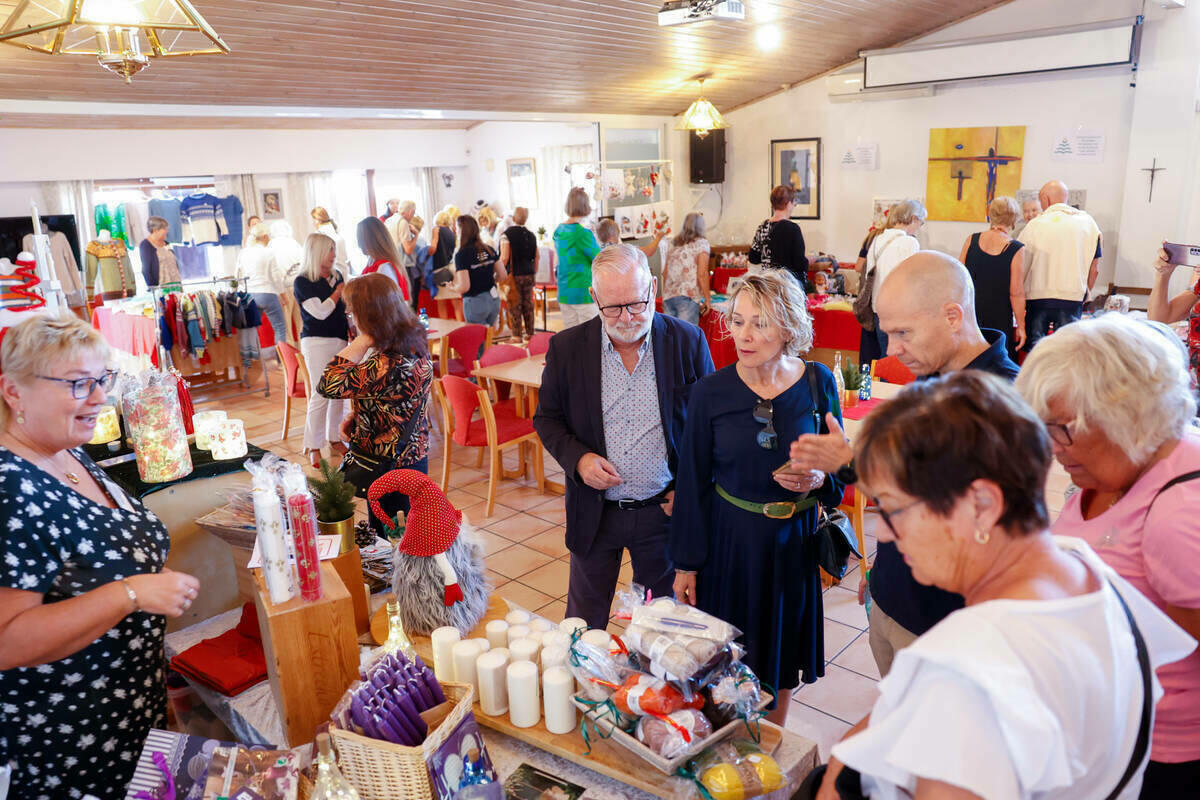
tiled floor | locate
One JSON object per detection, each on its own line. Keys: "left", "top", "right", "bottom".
{"left": 205, "top": 340, "right": 1072, "bottom": 762}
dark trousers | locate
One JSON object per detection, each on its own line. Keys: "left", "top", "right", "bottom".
{"left": 369, "top": 456, "right": 428, "bottom": 535}
{"left": 1139, "top": 758, "right": 1200, "bottom": 798}
{"left": 511, "top": 274, "right": 537, "bottom": 339}
{"left": 408, "top": 271, "right": 424, "bottom": 314}
{"left": 1025, "top": 299, "right": 1082, "bottom": 351}
{"left": 566, "top": 502, "right": 675, "bottom": 629}
{"left": 873, "top": 313, "right": 889, "bottom": 357}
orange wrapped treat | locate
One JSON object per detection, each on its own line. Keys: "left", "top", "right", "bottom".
{"left": 611, "top": 673, "right": 703, "bottom": 717}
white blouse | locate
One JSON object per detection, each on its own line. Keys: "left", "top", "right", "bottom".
{"left": 832, "top": 537, "right": 1196, "bottom": 800}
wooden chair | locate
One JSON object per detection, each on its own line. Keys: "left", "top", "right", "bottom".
{"left": 443, "top": 324, "right": 493, "bottom": 379}
{"left": 822, "top": 485, "right": 870, "bottom": 589}
{"left": 276, "top": 341, "right": 310, "bottom": 441}
{"left": 527, "top": 331, "right": 554, "bottom": 356}
{"left": 477, "top": 344, "right": 528, "bottom": 408}
{"left": 871, "top": 356, "right": 916, "bottom": 385}
{"left": 436, "top": 375, "right": 545, "bottom": 515}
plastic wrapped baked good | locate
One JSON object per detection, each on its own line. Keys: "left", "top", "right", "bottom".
{"left": 703, "top": 661, "right": 764, "bottom": 729}
{"left": 631, "top": 598, "right": 740, "bottom": 645}
{"left": 636, "top": 708, "right": 713, "bottom": 758}
{"left": 624, "top": 623, "right": 722, "bottom": 682}
{"left": 687, "top": 738, "right": 785, "bottom": 800}
{"left": 611, "top": 673, "right": 700, "bottom": 717}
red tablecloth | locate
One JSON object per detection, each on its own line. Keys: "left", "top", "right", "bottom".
{"left": 841, "top": 396, "right": 886, "bottom": 421}
{"left": 811, "top": 308, "right": 861, "bottom": 351}
{"left": 702, "top": 309, "right": 737, "bottom": 369}
{"left": 711, "top": 267, "right": 748, "bottom": 294}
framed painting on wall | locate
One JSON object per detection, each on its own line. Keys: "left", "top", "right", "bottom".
{"left": 770, "top": 138, "right": 821, "bottom": 219}
{"left": 507, "top": 158, "right": 538, "bottom": 210}
{"left": 260, "top": 189, "right": 284, "bottom": 220}
{"left": 926, "top": 126, "right": 1025, "bottom": 222}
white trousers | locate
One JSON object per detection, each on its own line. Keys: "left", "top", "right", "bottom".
{"left": 299, "top": 336, "right": 347, "bottom": 451}
{"left": 560, "top": 302, "right": 599, "bottom": 328}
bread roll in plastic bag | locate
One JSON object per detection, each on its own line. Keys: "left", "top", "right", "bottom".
{"left": 636, "top": 708, "right": 713, "bottom": 758}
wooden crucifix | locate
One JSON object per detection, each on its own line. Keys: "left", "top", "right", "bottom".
{"left": 1141, "top": 158, "right": 1164, "bottom": 202}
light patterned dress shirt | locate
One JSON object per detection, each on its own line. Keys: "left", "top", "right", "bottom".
{"left": 600, "top": 325, "right": 671, "bottom": 501}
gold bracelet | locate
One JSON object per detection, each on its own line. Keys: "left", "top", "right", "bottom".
{"left": 121, "top": 578, "right": 140, "bottom": 612}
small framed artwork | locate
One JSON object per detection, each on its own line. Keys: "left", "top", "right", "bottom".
{"left": 507, "top": 158, "right": 538, "bottom": 210}
{"left": 260, "top": 189, "right": 284, "bottom": 219}
{"left": 770, "top": 138, "right": 821, "bottom": 219}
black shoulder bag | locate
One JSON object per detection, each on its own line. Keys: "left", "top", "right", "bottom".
{"left": 338, "top": 396, "right": 427, "bottom": 498}
{"left": 804, "top": 363, "right": 862, "bottom": 581}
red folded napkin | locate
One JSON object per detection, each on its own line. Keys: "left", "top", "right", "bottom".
{"left": 842, "top": 397, "right": 887, "bottom": 421}
{"left": 170, "top": 603, "right": 267, "bottom": 697}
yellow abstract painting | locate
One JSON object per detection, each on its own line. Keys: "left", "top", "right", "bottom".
{"left": 926, "top": 126, "right": 1025, "bottom": 222}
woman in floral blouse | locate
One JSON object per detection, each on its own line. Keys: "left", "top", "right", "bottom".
{"left": 317, "top": 273, "right": 433, "bottom": 531}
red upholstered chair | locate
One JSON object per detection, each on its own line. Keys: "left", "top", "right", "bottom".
{"left": 871, "top": 356, "right": 916, "bottom": 385}
{"left": 435, "top": 375, "right": 544, "bottom": 515}
{"left": 478, "top": 344, "right": 527, "bottom": 407}
{"left": 526, "top": 331, "right": 553, "bottom": 356}
{"left": 443, "top": 324, "right": 492, "bottom": 379}
{"left": 276, "top": 341, "right": 310, "bottom": 441}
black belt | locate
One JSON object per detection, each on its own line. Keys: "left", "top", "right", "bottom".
{"left": 605, "top": 490, "right": 669, "bottom": 510}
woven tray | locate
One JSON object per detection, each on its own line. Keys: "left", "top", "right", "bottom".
{"left": 330, "top": 681, "right": 474, "bottom": 800}
{"left": 571, "top": 692, "right": 773, "bottom": 774}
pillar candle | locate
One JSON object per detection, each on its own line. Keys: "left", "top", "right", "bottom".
{"left": 285, "top": 488, "right": 322, "bottom": 601}
{"left": 470, "top": 637, "right": 491, "bottom": 653}
{"left": 541, "top": 631, "right": 571, "bottom": 652}
{"left": 485, "top": 620, "right": 509, "bottom": 650}
{"left": 506, "top": 661, "right": 540, "bottom": 728}
{"left": 507, "top": 624, "right": 531, "bottom": 646}
{"left": 559, "top": 617, "right": 587, "bottom": 636}
{"left": 490, "top": 647, "right": 510, "bottom": 664}
{"left": 509, "top": 637, "right": 539, "bottom": 666}
{"left": 431, "top": 626, "right": 461, "bottom": 683}
{"left": 251, "top": 485, "right": 292, "bottom": 605}
{"left": 580, "top": 629, "right": 613, "bottom": 650}
{"left": 530, "top": 618, "right": 554, "bottom": 634}
{"left": 543, "top": 666, "right": 576, "bottom": 735}
{"left": 541, "top": 645, "right": 568, "bottom": 672}
{"left": 505, "top": 609, "right": 532, "bottom": 626}
{"left": 476, "top": 650, "right": 509, "bottom": 716}
{"left": 452, "top": 640, "right": 483, "bottom": 692}
{"left": 211, "top": 418, "right": 248, "bottom": 460}
{"left": 526, "top": 630, "right": 544, "bottom": 647}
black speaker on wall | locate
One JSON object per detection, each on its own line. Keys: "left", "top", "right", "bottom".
{"left": 689, "top": 129, "right": 726, "bottom": 184}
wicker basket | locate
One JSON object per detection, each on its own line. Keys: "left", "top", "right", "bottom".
{"left": 329, "top": 681, "right": 475, "bottom": 800}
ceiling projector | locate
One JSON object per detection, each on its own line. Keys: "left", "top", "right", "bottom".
{"left": 658, "top": 0, "right": 746, "bottom": 27}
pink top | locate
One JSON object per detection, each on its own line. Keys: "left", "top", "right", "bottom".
{"left": 1052, "top": 428, "right": 1200, "bottom": 762}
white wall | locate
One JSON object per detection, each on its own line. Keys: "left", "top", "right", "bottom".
{"left": 671, "top": 0, "right": 1150, "bottom": 286}
{"left": 0, "top": 183, "right": 47, "bottom": 216}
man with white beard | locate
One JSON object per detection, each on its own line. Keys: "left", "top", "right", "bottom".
{"left": 534, "top": 244, "right": 714, "bottom": 628}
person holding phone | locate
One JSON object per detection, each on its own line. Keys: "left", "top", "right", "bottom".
{"left": 1148, "top": 242, "right": 1200, "bottom": 386}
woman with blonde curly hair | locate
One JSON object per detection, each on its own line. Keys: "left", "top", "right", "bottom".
{"left": 311, "top": 205, "right": 350, "bottom": 274}
{"left": 670, "top": 269, "right": 844, "bottom": 725}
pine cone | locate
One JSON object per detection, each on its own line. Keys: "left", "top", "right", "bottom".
{"left": 354, "top": 519, "right": 375, "bottom": 549}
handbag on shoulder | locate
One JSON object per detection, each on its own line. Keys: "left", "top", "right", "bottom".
{"left": 804, "top": 364, "right": 863, "bottom": 581}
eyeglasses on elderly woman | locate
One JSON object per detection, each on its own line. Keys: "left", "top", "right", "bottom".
{"left": 35, "top": 369, "right": 118, "bottom": 399}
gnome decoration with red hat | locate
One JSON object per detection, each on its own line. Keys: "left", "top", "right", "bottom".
{"left": 369, "top": 469, "right": 490, "bottom": 635}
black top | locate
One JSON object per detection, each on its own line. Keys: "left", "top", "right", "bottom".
{"left": 868, "top": 327, "right": 1019, "bottom": 636}
{"left": 503, "top": 225, "right": 538, "bottom": 276}
{"left": 748, "top": 219, "right": 808, "bottom": 286}
{"left": 433, "top": 225, "right": 456, "bottom": 269}
{"left": 964, "top": 233, "right": 1024, "bottom": 337}
{"left": 455, "top": 245, "right": 500, "bottom": 297}
{"left": 293, "top": 272, "right": 349, "bottom": 339}
{"left": 138, "top": 238, "right": 160, "bottom": 287}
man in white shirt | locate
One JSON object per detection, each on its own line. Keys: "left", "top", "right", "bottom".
{"left": 1017, "top": 180, "right": 1101, "bottom": 349}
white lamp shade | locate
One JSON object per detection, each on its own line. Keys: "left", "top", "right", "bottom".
{"left": 88, "top": 405, "right": 120, "bottom": 445}
{"left": 192, "top": 410, "right": 227, "bottom": 451}
{"left": 211, "top": 418, "right": 247, "bottom": 460}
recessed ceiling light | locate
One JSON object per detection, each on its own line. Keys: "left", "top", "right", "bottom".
{"left": 755, "top": 26, "right": 781, "bottom": 51}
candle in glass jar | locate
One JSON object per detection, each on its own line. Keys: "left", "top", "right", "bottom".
{"left": 452, "top": 640, "right": 483, "bottom": 692}
{"left": 431, "top": 627, "right": 461, "bottom": 683}
{"left": 509, "top": 637, "right": 539, "bottom": 666}
{"left": 191, "top": 410, "right": 227, "bottom": 450}
{"left": 476, "top": 650, "right": 509, "bottom": 716}
{"left": 506, "top": 624, "right": 530, "bottom": 646}
{"left": 543, "top": 666, "right": 576, "bottom": 734}
{"left": 485, "top": 620, "right": 509, "bottom": 650}
{"left": 88, "top": 405, "right": 121, "bottom": 446}
{"left": 211, "top": 418, "right": 248, "bottom": 460}
{"left": 506, "top": 661, "right": 540, "bottom": 728}
{"left": 505, "top": 609, "right": 532, "bottom": 626}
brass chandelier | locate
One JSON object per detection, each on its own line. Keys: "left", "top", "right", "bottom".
{"left": 675, "top": 79, "right": 728, "bottom": 139}
{"left": 0, "top": 0, "right": 229, "bottom": 83}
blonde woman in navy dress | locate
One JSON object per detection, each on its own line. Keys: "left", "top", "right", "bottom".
{"left": 0, "top": 315, "right": 200, "bottom": 800}
{"left": 670, "top": 270, "right": 843, "bottom": 726}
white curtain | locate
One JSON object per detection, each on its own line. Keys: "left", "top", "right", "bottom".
{"left": 416, "top": 167, "right": 438, "bottom": 230}
{"left": 39, "top": 179, "right": 95, "bottom": 257}
{"left": 539, "top": 144, "right": 595, "bottom": 231}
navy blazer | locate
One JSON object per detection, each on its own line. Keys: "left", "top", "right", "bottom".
{"left": 533, "top": 314, "right": 715, "bottom": 556}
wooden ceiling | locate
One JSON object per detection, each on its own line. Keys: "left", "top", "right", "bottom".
{"left": 0, "top": 113, "right": 477, "bottom": 129}
{"left": 0, "top": 0, "right": 1006, "bottom": 117}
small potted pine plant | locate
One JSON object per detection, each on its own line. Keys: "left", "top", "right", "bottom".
{"left": 536, "top": 225, "right": 547, "bottom": 243}
{"left": 309, "top": 459, "right": 358, "bottom": 553}
{"left": 841, "top": 363, "right": 863, "bottom": 409}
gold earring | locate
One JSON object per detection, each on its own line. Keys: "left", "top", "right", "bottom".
{"left": 975, "top": 527, "right": 990, "bottom": 545}
{"left": 15, "top": 409, "right": 24, "bottom": 425}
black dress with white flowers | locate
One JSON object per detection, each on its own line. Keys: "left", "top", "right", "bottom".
{"left": 0, "top": 447, "right": 170, "bottom": 800}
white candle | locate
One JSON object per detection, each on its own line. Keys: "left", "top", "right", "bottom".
{"left": 559, "top": 617, "right": 587, "bottom": 636}
{"left": 509, "top": 637, "right": 540, "bottom": 666}
{"left": 543, "top": 666, "right": 577, "bottom": 734}
{"left": 252, "top": 486, "right": 292, "bottom": 605}
{"left": 541, "top": 644, "right": 568, "bottom": 672}
{"left": 507, "top": 661, "right": 540, "bottom": 728}
{"left": 192, "top": 409, "right": 227, "bottom": 451}
{"left": 431, "top": 627, "right": 461, "bottom": 683}
{"left": 485, "top": 620, "right": 509, "bottom": 650}
{"left": 507, "top": 624, "right": 531, "bottom": 646}
{"left": 526, "top": 630, "right": 545, "bottom": 647}
{"left": 490, "top": 647, "right": 510, "bottom": 664}
{"left": 580, "top": 629, "right": 612, "bottom": 650}
{"left": 211, "top": 418, "right": 248, "bottom": 460}
{"left": 476, "top": 650, "right": 509, "bottom": 716}
{"left": 530, "top": 618, "right": 554, "bottom": 634}
{"left": 470, "top": 637, "right": 491, "bottom": 653}
{"left": 452, "top": 640, "right": 483, "bottom": 692}
{"left": 505, "top": 609, "right": 532, "bottom": 626}
{"left": 541, "top": 631, "right": 571, "bottom": 652}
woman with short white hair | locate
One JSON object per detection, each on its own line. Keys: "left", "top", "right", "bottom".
{"left": 1017, "top": 314, "right": 1200, "bottom": 797}
{"left": 293, "top": 233, "right": 349, "bottom": 467}
{"left": 866, "top": 198, "right": 926, "bottom": 353}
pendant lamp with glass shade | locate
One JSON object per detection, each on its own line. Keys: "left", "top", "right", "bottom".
{"left": 0, "top": 0, "right": 229, "bottom": 83}
{"left": 675, "top": 79, "right": 728, "bottom": 139}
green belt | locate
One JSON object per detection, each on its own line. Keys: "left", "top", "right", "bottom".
{"left": 715, "top": 484, "right": 817, "bottom": 520}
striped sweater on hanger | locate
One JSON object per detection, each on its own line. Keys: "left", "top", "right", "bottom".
{"left": 179, "top": 193, "right": 228, "bottom": 246}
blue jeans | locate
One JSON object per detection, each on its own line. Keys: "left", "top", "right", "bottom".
{"left": 252, "top": 292, "right": 287, "bottom": 345}
{"left": 1025, "top": 300, "right": 1082, "bottom": 351}
{"left": 663, "top": 296, "right": 701, "bottom": 326}
{"left": 462, "top": 292, "right": 500, "bottom": 327}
